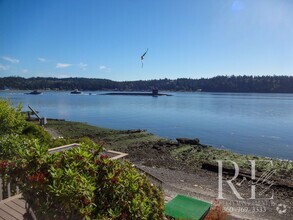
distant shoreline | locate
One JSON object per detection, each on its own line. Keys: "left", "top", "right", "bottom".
{"left": 1, "top": 75, "right": 293, "bottom": 93}
{"left": 2, "top": 89, "right": 293, "bottom": 95}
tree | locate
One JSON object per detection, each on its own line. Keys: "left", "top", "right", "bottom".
{"left": 0, "top": 99, "right": 26, "bottom": 135}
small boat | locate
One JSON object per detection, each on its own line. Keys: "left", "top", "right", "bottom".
{"left": 71, "top": 89, "right": 82, "bottom": 94}
{"left": 25, "top": 90, "right": 42, "bottom": 95}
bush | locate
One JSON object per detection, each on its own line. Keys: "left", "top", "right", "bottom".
{"left": 0, "top": 134, "right": 40, "bottom": 160}
{"left": 22, "top": 123, "right": 52, "bottom": 144}
{"left": 5, "top": 142, "right": 164, "bottom": 219}
{"left": 0, "top": 99, "right": 26, "bottom": 135}
{"left": 205, "top": 199, "right": 229, "bottom": 220}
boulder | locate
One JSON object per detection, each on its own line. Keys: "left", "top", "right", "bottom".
{"left": 126, "top": 129, "right": 146, "bottom": 134}
{"left": 176, "top": 138, "right": 200, "bottom": 145}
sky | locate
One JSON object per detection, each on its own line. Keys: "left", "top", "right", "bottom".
{"left": 0, "top": 0, "right": 292, "bottom": 81}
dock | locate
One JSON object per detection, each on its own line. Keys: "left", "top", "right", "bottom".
{"left": 0, "top": 195, "right": 28, "bottom": 220}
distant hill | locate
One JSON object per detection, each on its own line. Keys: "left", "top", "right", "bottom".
{"left": 0, "top": 75, "right": 293, "bottom": 93}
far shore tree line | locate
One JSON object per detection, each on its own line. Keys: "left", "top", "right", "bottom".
{"left": 0, "top": 75, "right": 293, "bottom": 93}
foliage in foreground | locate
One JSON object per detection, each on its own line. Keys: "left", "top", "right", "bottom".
{"left": 0, "top": 99, "right": 26, "bottom": 135}
{"left": 1, "top": 142, "right": 164, "bottom": 219}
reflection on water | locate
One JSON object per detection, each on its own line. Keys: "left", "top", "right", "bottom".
{"left": 1, "top": 91, "right": 292, "bottom": 160}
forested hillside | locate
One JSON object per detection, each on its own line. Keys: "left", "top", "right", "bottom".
{"left": 0, "top": 75, "right": 292, "bottom": 93}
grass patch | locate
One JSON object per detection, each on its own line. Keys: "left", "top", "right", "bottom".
{"left": 46, "top": 120, "right": 164, "bottom": 151}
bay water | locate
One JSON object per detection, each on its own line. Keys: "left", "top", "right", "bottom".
{"left": 1, "top": 91, "right": 292, "bottom": 160}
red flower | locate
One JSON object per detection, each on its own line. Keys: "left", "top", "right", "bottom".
{"left": 83, "top": 198, "right": 91, "bottom": 206}
{"left": 0, "top": 161, "right": 8, "bottom": 169}
{"left": 111, "top": 177, "right": 119, "bottom": 183}
{"left": 100, "top": 155, "right": 108, "bottom": 160}
{"left": 121, "top": 212, "right": 129, "bottom": 219}
{"left": 27, "top": 172, "right": 46, "bottom": 184}
{"left": 95, "top": 159, "right": 101, "bottom": 165}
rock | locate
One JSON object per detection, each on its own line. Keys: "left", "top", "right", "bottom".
{"left": 158, "top": 141, "right": 164, "bottom": 146}
{"left": 200, "top": 144, "right": 208, "bottom": 148}
{"left": 201, "top": 162, "right": 218, "bottom": 172}
{"left": 165, "top": 141, "right": 179, "bottom": 147}
{"left": 126, "top": 129, "right": 146, "bottom": 134}
{"left": 176, "top": 138, "right": 200, "bottom": 145}
{"left": 152, "top": 145, "right": 161, "bottom": 150}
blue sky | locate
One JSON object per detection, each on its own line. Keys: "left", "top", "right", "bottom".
{"left": 0, "top": 0, "right": 292, "bottom": 81}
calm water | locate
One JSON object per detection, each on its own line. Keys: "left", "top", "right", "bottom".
{"left": 1, "top": 91, "right": 292, "bottom": 160}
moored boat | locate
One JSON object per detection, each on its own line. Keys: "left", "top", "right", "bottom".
{"left": 71, "top": 89, "right": 82, "bottom": 94}
{"left": 25, "top": 90, "right": 42, "bottom": 95}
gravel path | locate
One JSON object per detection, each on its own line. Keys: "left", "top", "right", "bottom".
{"left": 44, "top": 127, "right": 63, "bottom": 139}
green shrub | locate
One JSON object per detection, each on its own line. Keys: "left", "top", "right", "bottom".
{"left": 22, "top": 123, "right": 52, "bottom": 144}
{"left": 4, "top": 142, "right": 164, "bottom": 219}
{"left": 0, "top": 134, "right": 40, "bottom": 160}
{"left": 49, "top": 137, "right": 72, "bottom": 148}
{"left": 92, "top": 158, "right": 164, "bottom": 220}
{"left": 0, "top": 99, "right": 26, "bottom": 135}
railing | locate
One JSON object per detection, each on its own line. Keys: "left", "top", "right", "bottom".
{"left": 0, "top": 176, "right": 20, "bottom": 201}
{"left": 48, "top": 143, "right": 80, "bottom": 154}
{"left": 134, "top": 165, "right": 164, "bottom": 190}
{"left": 0, "top": 144, "right": 80, "bottom": 202}
{"left": 103, "top": 150, "right": 128, "bottom": 161}
{"left": 0, "top": 144, "right": 130, "bottom": 201}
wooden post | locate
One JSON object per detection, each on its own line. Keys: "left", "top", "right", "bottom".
{"left": 28, "top": 105, "right": 41, "bottom": 120}
{"left": 0, "top": 177, "right": 3, "bottom": 201}
{"left": 27, "top": 111, "right": 31, "bottom": 120}
{"left": 7, "top": 182, "right": 11, "bottom": 198}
